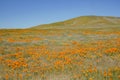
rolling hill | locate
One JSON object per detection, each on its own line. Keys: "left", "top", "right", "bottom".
{"left": 1, "top": 16, "right": 120, "bottom": 80}
{"left": 31, "top": 16, "right": 120, "bottom": 29}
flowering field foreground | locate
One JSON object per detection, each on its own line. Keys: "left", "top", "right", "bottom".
{"left": 0, "top": 28, "right": 120, "bottom": 80}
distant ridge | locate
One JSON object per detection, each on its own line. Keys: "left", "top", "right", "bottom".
{"left": 31, "top": 16, "right": 120, "bottom": 29}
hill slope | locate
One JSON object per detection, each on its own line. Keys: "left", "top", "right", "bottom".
{"left": 31, "top": 16, "right": 120, "bottom": 29}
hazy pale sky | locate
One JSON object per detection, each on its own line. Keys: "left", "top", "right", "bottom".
{"left": 0, "top": 0, "right": 120, "bottom": 28}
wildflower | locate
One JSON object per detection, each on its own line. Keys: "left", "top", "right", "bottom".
{"left": 89, "top": 78, "right": 93, "bottom": 80}
{"left": 104, "top": 71, "right": 107, "bottom": 77}
{"left": 108, "top": 71, "right": 112, "bottom": 77}
{"left": 118, "top": 75, "right": 120, "bottom": 79}
{"left": 109, "top": 77, "right": 113, "bottom": 80}
{"left": 5, "top": 74, "right": 9, "bottom": 80}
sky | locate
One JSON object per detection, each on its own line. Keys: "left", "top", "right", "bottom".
{"left": 0, "top": 0, "right": 120, "bottom": 29}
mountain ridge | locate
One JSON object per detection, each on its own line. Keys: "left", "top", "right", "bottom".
{"left": 31, "top": 16, "right": 120, "bottom": 29}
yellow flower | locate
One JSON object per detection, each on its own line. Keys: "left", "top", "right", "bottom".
{"left": 89, "top": 78, "right": 93, "bottom": 80}
{"left": 108, "top": 72, "right": 112, "bottom": 77}
{"left": 104, "top": 71, "right": 107, "bottom": 77}
{"left": 118, "top": 75, "right": 120, "bottom": 79}
{"left": 109, "top": 77, "right": 113, "bottom": 80}
{"left": 85, "top": 73, "right": 88, "bottom": 77}
{"left": 5, "top": 74, "right": 9, "bottom": 80}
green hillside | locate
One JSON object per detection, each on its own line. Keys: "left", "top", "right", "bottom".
{"left": 31, "top": 16, "right": 120, "bottom": 29}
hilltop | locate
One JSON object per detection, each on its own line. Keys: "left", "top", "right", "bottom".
{"left": 31, "top": 16, "right": 120, "bottom": 29}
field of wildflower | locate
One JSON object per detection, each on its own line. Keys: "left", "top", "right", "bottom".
{"left": 0, "top": 27, "right": 120, "bottom": 80}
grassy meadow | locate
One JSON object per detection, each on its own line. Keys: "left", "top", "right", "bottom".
{"left": 0, "top": 24, "right": 120, "bottom": 80}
